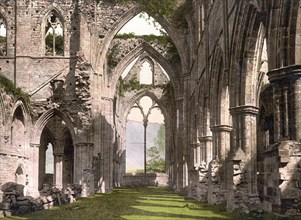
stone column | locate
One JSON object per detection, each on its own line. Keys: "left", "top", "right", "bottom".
{"left": 29, "top": 143, "right": 40, "bottom": 197}
{"left": 198, "top": 136, "right": 212, "bottom": 163}
{"left": 53, "top": 139, "right": 64, "bottom": 189}
{"left": 175, "top": 97, "right": 185, "bottom": 191}
{"left": 263, "top": 65, "right": 301, "bottom": 215}
{"left": 229, "top": 105, "right": 260, "bottom": 212}
{"left": 53, "top": 153, "right": 63, "bottom": 189}
{"left": 74, "top": 143, "right": 94, "bottom": 197}
{"left": 268, "top": 65, "right": 301, "bottom": 142}
{"left": 210, "top": 125, "right": 232, "bottom": 161}
{"left": 230, "top": 106, "right": 259, "bottom": 188}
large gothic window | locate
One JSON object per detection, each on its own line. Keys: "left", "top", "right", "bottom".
{"left": 126, "top": 96, "right": 165, "bottom": 174}
{"left": 0, "top": 14, "right": 7, "bottom": 56}
{"left": 45, "top": 11, "right": 64, "bottom": 56}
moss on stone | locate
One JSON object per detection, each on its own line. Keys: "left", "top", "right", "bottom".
{"left": 0, "top": 75, "right": 30, "bottom": 104}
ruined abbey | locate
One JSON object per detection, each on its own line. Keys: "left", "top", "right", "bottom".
{"left": 0, "top": 0, "right": 301, "bottom": 217}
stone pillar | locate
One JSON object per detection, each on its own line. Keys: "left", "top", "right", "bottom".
{"left": 268, "top": 65, "right": 301, "bottom": 142}
{"left": 211, "top": 125, "right": 232, "bottom": 194}
{"left": 263, "top": 65, "right": 301, "bottom": 215}
{"left": 53, "top": 139, "right": 64, "bottom": 189}
{"left": 53, "top": 153, "right": 63, "bottom": 189}
{"left": 74, "top": 143, "right": 94, "bottom": 197}
{"left": 189, "top": 142, "right": 200, "bottom": 198}
{"left": 229, "top": 105, "right": 261, "bottom": 213}
{"left": 175, "top": 97, "right": 185, "bottom": 191}
{"left": 210, "top": 125, "right": 232, "bottom": 161}
{"left": 199, "top": 136, "right": 213, "bottom": 163}
{"left": 196, "top": 136, "right": 212, "bottom": 202}
{"left": 29, "top": 143, "right": 40, "bottom": 197}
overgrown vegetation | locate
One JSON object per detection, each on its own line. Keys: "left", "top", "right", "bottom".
{"left": 118, "top": 76, "right": 171, "bottom": 97}
{"left": 0, "top": 75, "right": 30, "bottom": 104}
{"left": 101, "top": 0, "right": 193, "bottom": 30}
{"left": 0, "top": 36, "right": 6, "bottom": 56}
{"left": 146, "top": 124, "right": 165, "bottom": 173}
{"left": 115, "top": 32, "right": 170, "bottom": 44}
{"left": 45, "top": 34, "right": 64, "bottom": 56}
{"left": 107, "top": 43, "right": 120, "bottom": 67}
{"left": 5, "top": 187, "right": 264, "bottom": 220}
{"left": 109, "top": 33, "right": 179, "bottom": 68}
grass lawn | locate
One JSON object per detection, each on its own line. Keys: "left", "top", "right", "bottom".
{"left": 2, "top": 187, "right": 264, "bottom": 220}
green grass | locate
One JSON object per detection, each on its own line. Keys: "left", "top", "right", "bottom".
{"left": 2, "top": 187, "right": 263, "bottom": 220}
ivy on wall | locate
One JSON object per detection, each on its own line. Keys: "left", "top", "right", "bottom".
{"left": 0, "top": 75, "right": 30, "bottom": 104}
{"left": 118, "top": 76, "right": 172, "bottom": 98}
{"left": 107, "top": 43, "right": 120, "bottom": 67}
{"left": 100, "top": 0, "right": 193, "bottom": 30}
{"left": 108, "top": 34, "right": 180, "bottom": 68}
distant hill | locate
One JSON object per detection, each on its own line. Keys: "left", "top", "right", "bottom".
{"left": 126, "top": 120, "right": 163, "bottom": 172}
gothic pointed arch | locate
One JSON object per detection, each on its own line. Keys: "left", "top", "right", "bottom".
{"left": 10, "top": 99, "right": 31, "bottom": 151}
{"left": 209, "top": 44, "right": 223, "bottom": 126}
{"left": 99, "top": 5, "right": 185, "bottom": 74}
{"left": 123, "top": 90, "right": 168, "bottom": 124}
{"left": 111, "top": 42, "right": 178, "bottom": 97}
{"left": 31, "top": 108, "right": 76, "bottom": 145}
{"left": 43, "top": 8, "right": 65, "bottom": 56}
{"left": 229, "top": 1, "right": 267, "bottom": 107}
{"left": 37, "top": 109, "right": 75, "bottom": 189}
{"left": 15, "top": 164, "right": 27, "bottom": 185}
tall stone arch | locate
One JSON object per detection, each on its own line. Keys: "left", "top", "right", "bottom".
{"left": 110, "top": 42, "right": 179, "bottom": 97}
{"left": 98, "top": 5, "right": 186, "bottom": 76}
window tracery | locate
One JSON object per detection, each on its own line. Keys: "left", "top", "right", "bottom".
{"left": 0, "top": 14, "right": 7, "bottom": 56}
{"left": 45, "top": 11, "right": 64, "bottom": 56}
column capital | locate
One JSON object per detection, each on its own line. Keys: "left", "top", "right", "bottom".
{"left": 268, "top": 65, "right": 301, "bottom": 83}
{"left": 190, "top": 142, "right": 200, "bottom": 148}
{"left": 75, "top": 142, "right": 94, "bottom": 148}
{"left": 210, "top": 125, "right": 233, "bottom": 132}
{"left": 229, "top": 105, "right": 259, "bottom": 115}
{"left": 198, "top": 135, "right": 212, "bottom": 142}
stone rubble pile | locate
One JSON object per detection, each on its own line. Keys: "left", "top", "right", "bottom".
{"left": 0, "top": 182, "right": 82, "bottom": 217}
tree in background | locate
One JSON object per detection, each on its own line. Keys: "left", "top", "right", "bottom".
{"left": 146, "top": 124, "right": 165, "bottom": 173}
{"left": 45, "top": 33, "right": 64, "bottom": 56}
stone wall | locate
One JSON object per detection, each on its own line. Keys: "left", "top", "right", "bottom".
{"left": 123, "top": 173, "right": 168, "bottom": 187}
{"left": 264, "top": 141, "right": 301, "bottom": 216}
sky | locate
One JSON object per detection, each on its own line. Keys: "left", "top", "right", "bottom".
{"left": 0, "top": 24, "right": 6, "bottom": 37}
{"left": 118, "top": 13, "right": 164, "bottom": 36}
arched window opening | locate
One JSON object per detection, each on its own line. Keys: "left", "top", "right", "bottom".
{"left": 39, "top": 115, "right": 74, "bottom": 190}
{"left": 45, "top": 143, "right": 54, "bottom": 174}
{"left": 0, "top": 15, "right": 7, "bottom": 56}
{"left": 15, "top": 166, "right": 25, "bottom": 185}
{"left": 11, "top": 106, "right": 25, "bottom": 152}
{"left": 140, "top": 60, "right": 154, "bottom": 85}
{"left": 126, "top": 96, "right": 166, "bottom": 174}
{"left": 140, "top": 96, "right": 153, "bottom": 113}
{"left": 126, "top": 107, "right": 144, "bottom": 173}
{"left": 45, "top": 11, "right": 64, "bottom": 56}
{"left": 121, "top": 57, "right": 139, "bottom": 79}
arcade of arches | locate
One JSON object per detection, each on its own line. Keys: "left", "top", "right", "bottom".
{"left": 0, "top": 0, "right": 301, "bottom": 217}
